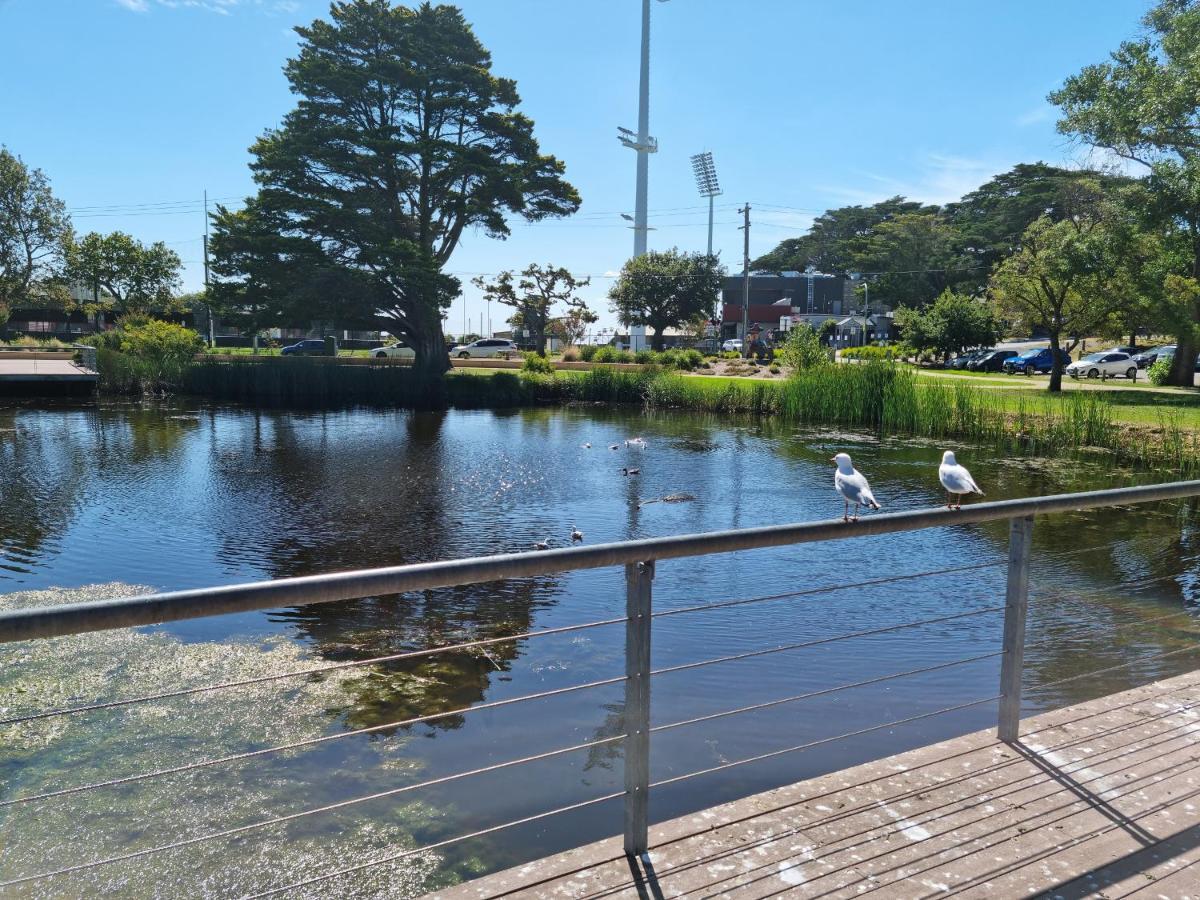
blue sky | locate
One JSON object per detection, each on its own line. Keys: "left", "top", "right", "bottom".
{"left": 0, "top": 0, "right": 1149, "bottom": 335}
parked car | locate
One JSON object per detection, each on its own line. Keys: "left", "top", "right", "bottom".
{"left": 1105, "top": 345, "right": 1140, "bottom": 357}
{"left": 967, "top": 349, "right": 1018, "bottom": 372}
{"left": 1066, "top": 351, "right": 1137, "bottom": 379}
{"left": 1132, "top": 344, "right": 1175, "bottom": 369}
{"left": 1144, "top": 347, "right": 1200, "bottom": 372}
{"left": 721, "top": 339, "right": 743, "bottom": 353}
{"left": 948, "top": 349, "right": 989, "bottom": 370}
{"left": 1002, "top": 347, "right": 1072, "bottom": 376}
{"left": 280, "top": 338, "right": 330, "bottom": 357}
{"left": 450, "top": 338, "right": 519, "bottom": 359}
{"left": 372, "top": 341, "right": 415, "bottom": 359}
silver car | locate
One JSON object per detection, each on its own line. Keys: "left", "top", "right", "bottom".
{"left": 451, "top": 338, "right": 519, "bottom": 359}
{"left": 1066, "top": 351, "right": 1138, "bottom": 380}
{"left": 372, "top": 341, "right": 415, "bottom": 359}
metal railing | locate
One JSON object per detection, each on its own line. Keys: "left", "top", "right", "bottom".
{"left": 2, "top": 479, "right": 1200, "bottom": 896}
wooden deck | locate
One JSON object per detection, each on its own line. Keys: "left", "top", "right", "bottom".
{"left": 430, "top": 671, "right": 1200, "bottom": 899}
{"left": 0, "top": 355, "right": 97, "bottom": 384}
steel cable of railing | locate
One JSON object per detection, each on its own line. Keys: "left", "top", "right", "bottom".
{"left": 239, "top": 789, "right": 627, "bottom": 900}
{"left": 0, "top": 734, "right": 626, "bottom": 888}
{"left": 653, "top": 561, "right": 1005, "bottom": 620}
{"left": 0, "top": 615, "right": 628, "bottom": 727}
{"left": 648, "top": 695, "right": 1002, "bottom": 790}
{"left": 0, "top": 674, "right": 625, "bottom": 809}
{"left": 1029, "top": 643, "right": 1200, "bottom": 693}
{"left": 650, "top": 606, "right": 1004, "bottom": 678}
{"left": 650, "top": 650, "right": 1004, "bottom": 735}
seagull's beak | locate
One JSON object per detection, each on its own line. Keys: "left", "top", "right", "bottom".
{"left": 829, "top": 457, "right": 836, "bottom": 464}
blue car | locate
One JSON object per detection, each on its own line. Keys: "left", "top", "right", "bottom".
{"left": 280, "top": 339, "right": 329, "bottom": 356}
{"left": 1002, "top": 347, "right": 1071, "bottom": 375}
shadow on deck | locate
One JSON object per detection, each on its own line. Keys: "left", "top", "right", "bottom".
{"left": 429, "top": 671, "right": 1200, "bottom": 899}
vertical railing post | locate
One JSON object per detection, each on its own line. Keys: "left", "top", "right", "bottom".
{"left": 624, "top": 560, "right": 654, "bottom": 857}
{"left": 998, "top": 515, "right": 1034, "bottom": 743}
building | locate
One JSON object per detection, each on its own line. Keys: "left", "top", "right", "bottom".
{"left": 720, "top": 272, "right": 853, "bottom": 341}
{"left": 831, "top": 313, "right": 895, "bottom": 348}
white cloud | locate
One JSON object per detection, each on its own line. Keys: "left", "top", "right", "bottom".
{"left": 817, "top": 153, "right": 1016, "bottom": 207}
{"left": 114, "top": 0, "right": 297, "bottom": 14}
{"left": 1016, "top": 103, "right": 1056, "bottom": 127}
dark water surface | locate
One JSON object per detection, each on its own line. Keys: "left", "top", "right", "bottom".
{"left": 2, "top": 398, "right": 1199, "bottom": 897}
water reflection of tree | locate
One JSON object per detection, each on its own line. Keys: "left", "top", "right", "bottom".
{"left": 208, "top": 409, "right": 568, "bottom": 730}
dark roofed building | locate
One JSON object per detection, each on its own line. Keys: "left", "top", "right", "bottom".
{"left": 720, "top": 272, "right": 851, "bottom": 341}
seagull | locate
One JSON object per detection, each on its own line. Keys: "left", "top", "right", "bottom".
{"left": 622, "top": 467, "right": 640, "bottom": 476}
{"left": 571, "top": 526, "right": 584, "bottom": 542}
{"left": 625, "top": 437, "right": 646, "bottom": 448}
{"left": 582, "top": 442, "right": 591, "bottom": 449}
{"left": 832, "top": 452, "right": 881, "bottom": 522}
{"left": 609, "top": 444, "right": 620, "bottom": 451}
{"left": 534, "top": 538, "right": 551, "bottom": 551}
{"left": 939, "top": 450, "right": 984, "bottom": 510}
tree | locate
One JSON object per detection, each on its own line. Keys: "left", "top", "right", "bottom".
{"left": 778, "top": 323, "right": 831, "bottom": 370}
{"left": 753, "top": 196, "right": 935, "bottom": 274}
{"left": 555, "top": 299, "right": 599, "bottom": 347}
{"left": 1050, "top": 0, "right": 1200, "bottom": 386}
{"left": 0, "top": 147, "right": 71, "bottom": 307}
{"left": 210, "top": 1, "right": 579, "bottom": 376}
{"left": 848, "top": 212, "right": 981, "bottom": 306}
{"left": 609, "top": 249, "right": 722, "bottom": 351}
{"left": 65, "top": 231, "right": 183, "bottom": 315}
{"left": 472, "top": 264, "right": 590, "bottom": 355}
{"left": 990, "top": 215, "right": 1124, "bottom": 391}
{"left": 895, "top": 290, "right": 999, "bottom": 362}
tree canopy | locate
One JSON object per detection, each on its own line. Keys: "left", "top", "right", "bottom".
{"left": 609, "top": 249, "right": 722, "bottom": 351}
{"left": 210, "top": 1, "right": 580, "bottom": 374}
{"left": 894, "top": 290, "right": 999, "bottom": 362}
{"left": 65, "top": 231, "right": 183, "bottom": 315}
{"left": 0, "top": 147, "right": 70, "bottom": 309}
{"left": 472, "top": 264, "right": 591, "bottom": 355}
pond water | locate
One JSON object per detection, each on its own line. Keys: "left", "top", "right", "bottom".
{"left": 2, "top": 398, "right": 1199, "bottom": 898}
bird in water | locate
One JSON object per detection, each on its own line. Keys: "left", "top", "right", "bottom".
{"left": 832, "top": 452, "right": 881, "bottom": 522}
{"left": 625, "top": 437, "right": 646, "bottom": 448}
{"left": 622, "top": 467, "right": 640, "bottom": 476}
{"left": 939, "top": 450, "right": 984, "bottom": 510}
{"left": 582, "top": 442, "right": 591, "bottom": 449}
{"left": 609, "top": 444, "right": 620, "bottom": 451}
{"left": 534, "top": 537, "right": 551, "bottom": 551}
{"left": 571, "top": 526, "right": 583, "bottom": 542}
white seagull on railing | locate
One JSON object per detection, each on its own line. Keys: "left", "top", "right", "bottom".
{"left": 939, "top": 450, "right": 984, "bottom": 510}
{"left": 832, "top": 453, "right": 881, "bottom": 523}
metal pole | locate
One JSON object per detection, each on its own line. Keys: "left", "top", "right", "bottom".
{"left": 203, "top": 190, "right": 215, "bottom": 349}
{"left": 633, "top": 0, "right": 651, "bottom": 258}
{"left": 998, "top": 515, "right": 1033, "bottom": 742}
{"left": 706, "top": 193, "right": 714, "bottom": 259}
{"left": 624, "top": 560, "right": 654, "bottom": 856}
{"left": 740, "top": 204, "right": 751, "bottom": 358}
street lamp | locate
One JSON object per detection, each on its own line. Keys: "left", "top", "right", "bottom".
{"left": 617, "top": 0, "right": 669, "bottom": 260}
{"left": 690, "top": 151, "right": 722, "bottom": 258}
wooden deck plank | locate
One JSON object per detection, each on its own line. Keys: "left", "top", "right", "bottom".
{"left": 427, "top": 671, "right": 1200, "bottom": 900}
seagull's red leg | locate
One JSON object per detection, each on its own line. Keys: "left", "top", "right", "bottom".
{"left": 843, "top": 499, "right": 849, "bottom": 522}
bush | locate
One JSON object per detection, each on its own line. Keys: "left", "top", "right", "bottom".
{"left": 593, "top": 345, "right": 617, "bottom": 363}
{"left": 560, "top": 347, "right": 580, "bottom": 362}
{"left": 720, "top": 350, "right": 741, "bottom": 360}
{"left": 119, "top": 319, "right": 205, "bottom": 391}
{"left": 522, "top": 352, "right": 556, "bottom": 375}
{"left": 635, "top": 349, "right": 656, "bottom": 365}
{"left": 578, "top": 344, "right": 598, "bottom": 362}
{"left": 1148, "top": 356, "right": 1172, "bottom": 386}
{"left": 841, "top": 345, "right": 903, "bottom": 361}
{"left": 778, "top": 325, "right": 832, "bottom": 370}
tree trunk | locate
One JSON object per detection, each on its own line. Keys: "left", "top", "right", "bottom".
{"left": 533, "top": 327, "right": 547, "bottom": 356}
{"left": 1048, "top": 329, "right": 1064, "bottom": 393}
{"left": 1167, "top": 238, "right": 1200, "bottom": 387}
{"left": 651, "top": 328, "right": 666, "bottom": 352}
{"left": 409, "top": 307, "right": 450, "bottom": 376}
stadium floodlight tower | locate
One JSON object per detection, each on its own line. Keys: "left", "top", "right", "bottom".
{"left": 691, "top": 151, "right": 722, "bottom": 258}
{"left": 618, "top": 0, "right": 669, "bottom": 259}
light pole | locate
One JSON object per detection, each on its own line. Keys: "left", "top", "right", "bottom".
{"left": 690, "top": 152, "right": 722, "bottom": 259}
{"left": 618, "top": 0, "right": 668, "bottom": 259}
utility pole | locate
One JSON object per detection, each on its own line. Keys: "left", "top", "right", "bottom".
{"left": 739, "top": 204, "right": 751, "bottom": 358}
{"left": 203, "top": 189, "right": 214, "bottom": 348}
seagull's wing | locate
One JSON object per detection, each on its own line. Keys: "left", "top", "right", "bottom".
{"left": 941, "top": 464, "right": 983, "bottom": 495}
{"left": 837, "top": 470, "right": 880, "bottom": 508}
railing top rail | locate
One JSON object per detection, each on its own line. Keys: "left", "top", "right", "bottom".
{"left": 3, "top": 479, "right": 1200, "bottom": 644}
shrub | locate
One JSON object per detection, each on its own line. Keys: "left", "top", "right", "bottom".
{"left": 119, "top": 319, "right": 205, "bottom": 391}
{"left": 841, "top": 345, "right": 903, "bottom": 361}
{"left": 635, "top": 349, "right": 655, "bottom": 365}
{"left": 522, "top": 352, "right": 556, "bottom": 375}
{"left": 593, "top": 345, "right": 618, "bottom": 363}
{"left": 778, "top": 325, "right": 832, "bottom": 370}
{"left": 720, "top": 350, "right": 741, "bottom": 360}
{"left": 1148, "top": 356, "right": 1172, "bottom": 386}
{"left": 769, "top": 364, "right": 781, "bottom": 374}
{"left": 561, "top": 347, "right": 580, "bottom": 362}
{"left": 578, "top": 344, "right": 598, "bottom": 362}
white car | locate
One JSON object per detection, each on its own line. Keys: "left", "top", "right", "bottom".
{"left": 721, "top": 339, "right": 743, "bottom": 353}
{"left": 1066, "top": 351, "right": 1138, "bottom": 380}
{"left": 372, "top": 341, "right": 415, "bottom": 359}
{"left": 451, "top": 338, "right": 519, "bottom": 359}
